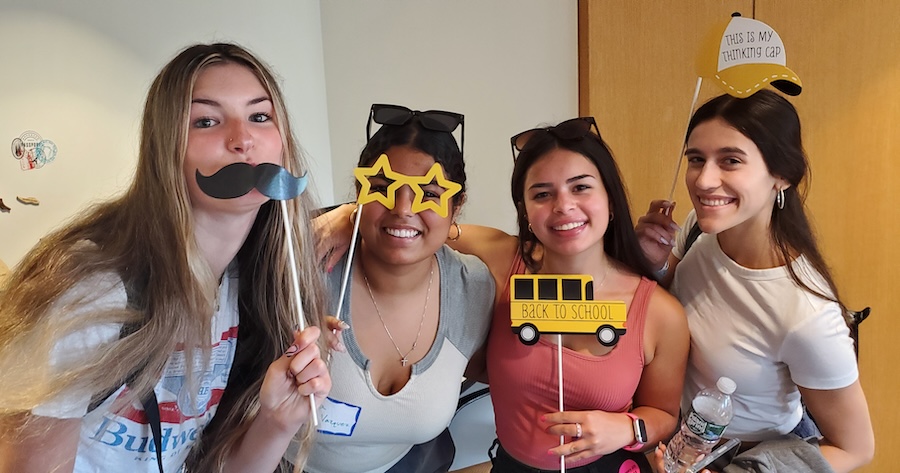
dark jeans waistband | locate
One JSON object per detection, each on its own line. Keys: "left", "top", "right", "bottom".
{"left": 488, "top": 439, "right": 652, "bottom": 473}
{"left": 489, "top": 440, "right": 566, "bottom": 473}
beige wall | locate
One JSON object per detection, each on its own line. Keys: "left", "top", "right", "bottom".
{"left": 579, "top": 1, "right": 899, "bottom": 470}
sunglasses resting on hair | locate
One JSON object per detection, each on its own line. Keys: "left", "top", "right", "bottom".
{"left": 367, "top": 104, "right": 465, "bottom": 156}
{"left": 509, "top": 116, "right": 601, "bottom": 160}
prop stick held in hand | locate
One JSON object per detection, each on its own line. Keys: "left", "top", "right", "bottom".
{"left": 334, "top": 203, "right": 363, "bottom": 323}
{"left": 665, "top": 77, "right": 703, "bottom": 211}
{"left": 196, "top": 162, "right": 319, "bottom": 425}
{"left": 557, "top": 333, "right": 566, "bottom": 473}
{"left": 280, "top": 200, "right": 319, "bottom": 426}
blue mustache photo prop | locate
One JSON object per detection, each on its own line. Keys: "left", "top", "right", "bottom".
{"left": 195, "top": 162, "right": 308, "bottom": 200}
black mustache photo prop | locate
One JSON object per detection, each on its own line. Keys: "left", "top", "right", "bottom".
{"left": 195, "top": 162, "right": 308, "bottom": 200}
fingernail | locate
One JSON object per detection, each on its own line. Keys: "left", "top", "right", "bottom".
{"left": 539, "top": 415, "right": 546, "bottom": 422}
{"left": 547, "top": 450, "right": 555, "bottom": 456}
{"left": 336, "top": 342, "right": 346, "bottom": 352}
{"left": 339, "top": 321, "right": 350, "bottom": 330}
{"left": 327, "top": 265, "right": 334, "bottom": 273}
{"left": 669, "top": 238, "right": 677, "bottom": 246}
{"left": 670, "top": 223, "right": 681, "bottom": 232}
{"left": 285, "top": 344, "right": 300, "bottom": 357}
{"left": 659, "top": 237, "right": 669, "bottom": 245}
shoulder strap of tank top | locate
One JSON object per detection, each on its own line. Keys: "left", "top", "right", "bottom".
{"left": 626, "top": 277, "right": 657, "bottom": 342}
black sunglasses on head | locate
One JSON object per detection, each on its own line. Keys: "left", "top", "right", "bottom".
{"left": 510, "top": 117, "right": 601, "bottom": 160}
{"left": 367, "top": 104, "right": 465, "bottom": 155}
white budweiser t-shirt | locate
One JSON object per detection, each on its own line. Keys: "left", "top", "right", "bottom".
{"left": 32, "top": 268, "right": 240, "bottom": 472}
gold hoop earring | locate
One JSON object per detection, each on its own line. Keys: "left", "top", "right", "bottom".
{"left": 449, "top": 222, "right": 462, "bottom": 241}
{"left": 349, "top": 207, "right": 359, "bottom": 224}
{"left": 776, "top": 188, "right": 785, "bottom": 210}
{"left": 527, "top": 223, "right": 533, "bottom": 233}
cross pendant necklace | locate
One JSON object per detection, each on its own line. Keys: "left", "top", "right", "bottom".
{"left": 363, "top": 258, "right": 435, "bottom": 367}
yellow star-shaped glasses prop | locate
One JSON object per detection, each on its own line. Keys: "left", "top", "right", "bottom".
{"left": 354, "top": 154, "right": 403, "bottom": 209}
{"left": 410, "top": 163, "right": 462, "bottom": 217}
{"left": 353, "top": 154, "right": 462, "bottom": 217}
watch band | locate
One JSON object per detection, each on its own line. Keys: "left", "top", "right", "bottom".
{"left": 623, "top": 412, "right": 647, "bottom": 451}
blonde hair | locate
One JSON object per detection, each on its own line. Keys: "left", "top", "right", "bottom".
{"left": 0, "top": 43, "right": 326, "bottom": 472}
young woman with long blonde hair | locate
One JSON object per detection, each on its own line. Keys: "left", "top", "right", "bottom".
{"left": 0, "top": 43, "right": 330, "bottom": 473}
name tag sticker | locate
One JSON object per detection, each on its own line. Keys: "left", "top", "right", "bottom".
{"left": 317, "top": 397, "right": 361, "bottom": 436}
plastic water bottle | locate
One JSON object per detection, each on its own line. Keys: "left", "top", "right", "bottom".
{"left": 664, "top": 376, "right": 737, "bottom": 473}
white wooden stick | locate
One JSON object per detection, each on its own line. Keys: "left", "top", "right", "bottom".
{"left": 558, "top": 333, "right": 565, "bottom": 473}
{"left": 280, "top": 200, "right": 319, "bottom": 426}
{"left": 334, "top": 204, "right": 362, "bottom": 321}
{"left": 666, "top": 77, "right": 704, "bottom": 205}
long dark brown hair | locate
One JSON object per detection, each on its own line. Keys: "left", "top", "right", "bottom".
{"left": 687, "top": 90, "right": 847, "bottom": 320}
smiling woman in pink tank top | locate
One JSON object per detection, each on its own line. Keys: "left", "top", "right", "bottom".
{"left": 448, "top": 117, "right": 690, "bottom": 472}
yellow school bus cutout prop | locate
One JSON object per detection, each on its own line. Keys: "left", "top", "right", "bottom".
{"left": 509, "top": 274, "right": 627, "bottom": 347}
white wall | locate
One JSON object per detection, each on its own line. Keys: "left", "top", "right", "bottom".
{"left": 320, "top": 0, "right": 578, "bottom": 232}
{"left": 0, "top": 0, "right": 333, "bottom": 266}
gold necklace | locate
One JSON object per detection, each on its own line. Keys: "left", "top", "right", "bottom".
{"left": 595, "top": 260, "right": 611, "bottom": 290}
{"left": 362, "top": 260, "right": 434, "bottom": 367}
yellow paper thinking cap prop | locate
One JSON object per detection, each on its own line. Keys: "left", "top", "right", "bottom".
{"left": 697, "top": 13, "right": 802, "bottom": 97}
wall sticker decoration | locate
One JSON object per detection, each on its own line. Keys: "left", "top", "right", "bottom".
{"left": 11, "top": 130, "right": 58, "bottom": 171}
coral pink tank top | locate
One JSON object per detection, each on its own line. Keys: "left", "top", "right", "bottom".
{"left": 486, "top": 253, "right": 655, "bottom": 469}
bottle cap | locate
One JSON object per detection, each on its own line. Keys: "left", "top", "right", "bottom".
{"left": 716, "top": 376, "right": 737, "bottom": 394}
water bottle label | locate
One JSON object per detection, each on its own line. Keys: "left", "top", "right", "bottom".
{"left": 685, "top": 408, "right": 727, "bottom": 441}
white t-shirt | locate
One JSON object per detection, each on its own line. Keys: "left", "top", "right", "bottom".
{"left": 672, "top": 212, "right": 858, "bottom": 442}
{"left": 32, "top": 267, "right": 240, "bottom": 472}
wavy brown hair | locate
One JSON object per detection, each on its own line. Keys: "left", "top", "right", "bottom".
{"left": 0, "top": 43, "right": 326, "bottom": 472}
